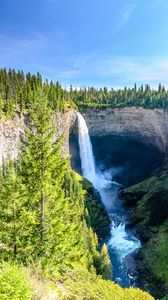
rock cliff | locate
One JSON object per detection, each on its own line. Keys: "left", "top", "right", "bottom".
{"left": 0, "top": 108, "right": 77, "bottom": 164}
{"left": 82, "top": 107, "right": 168, "bottom": 152}
{"left": 1, "top": 107, "right": 168, "bottom": 165}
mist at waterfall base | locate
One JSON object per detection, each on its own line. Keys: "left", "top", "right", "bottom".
{"left": 70, "top": 112, "right": 163, "bottom": 287}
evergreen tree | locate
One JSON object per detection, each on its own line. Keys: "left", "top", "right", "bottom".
{"left": 98, "top": 244, "right": 112, "bottom": 280}
{"left": 20, "top": 88, "right": 67, "bottom": 259}
{"left": 0, "top": 162, "right": 24, "bottom": 258}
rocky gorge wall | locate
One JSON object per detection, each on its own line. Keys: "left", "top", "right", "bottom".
{"left": 1, "top": 107, "right": 168, "bottom": 165}
{"left": 81, "top": 107, "right": 168, "bottom": 153}
{"left": 0, "top": 108, "right": 77, "bottom": 164}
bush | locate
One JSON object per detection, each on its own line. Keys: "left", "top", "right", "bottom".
{"left": 0, "top": 262, "right": 32, "bottom": 300}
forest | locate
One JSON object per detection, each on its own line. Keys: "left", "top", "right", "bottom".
{"left": 69, "top": 83, "right": 168, "bottom": 109}
{"left": 0, "top": 68, "right": 168, "bottom": 119}
{"left": 0, "top": 69, "right": 154, "bottom": 299}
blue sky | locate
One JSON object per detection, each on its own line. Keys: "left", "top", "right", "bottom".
{"left": 0, "top": 0, "right": 168, "bottom": 88}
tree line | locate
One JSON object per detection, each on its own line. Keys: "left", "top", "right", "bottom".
{"left": 68, "top": 83, "right": 168, "bottom": 110}
{"left": 0, "top": 68, "right": 168, "bottom": 120}
{"left": 0, "top": 68, "right": 65, "bottom": 119}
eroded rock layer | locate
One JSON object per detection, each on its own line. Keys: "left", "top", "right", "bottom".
{"left": 0, "top": 108, "right": 77, "bottom": 163}
{"left": 82, "top": 108, "right": 168, "bottom": 152}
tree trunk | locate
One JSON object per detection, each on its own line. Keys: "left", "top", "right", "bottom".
{"left": 41, "top": 192, "right": 45, "bottom": 243}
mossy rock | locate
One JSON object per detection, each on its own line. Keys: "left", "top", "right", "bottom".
{"left": 75, "top": 173, "right": 111, "bottom": 239}
{"left": 122, "top": 161, "right": 168, "bottom": 298}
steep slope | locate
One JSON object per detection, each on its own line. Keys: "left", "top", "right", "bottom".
{"left": 123, "top": 159, "right": 168, "bottom": 298}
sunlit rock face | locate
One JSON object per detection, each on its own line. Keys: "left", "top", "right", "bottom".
{"left": 0, "top": 113, "right": 25, "bottom": 164}
{"left": 82, "top": 107, "right": 168, "bottom": 153}
{"left": 0, "top": 108, "right": 77, "bottom": 163}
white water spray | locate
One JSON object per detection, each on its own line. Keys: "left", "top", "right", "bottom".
{"left": 77, "top": 112, "right": 141, "bottom": 286}
{"left": 108, "top": 222, "right": 141, "bottom": 259}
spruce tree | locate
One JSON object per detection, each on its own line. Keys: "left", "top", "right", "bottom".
{"left": 99, "top": 244, "right": 112, "bottom": 280}
{"left": 20, "top": 88, "right": 68, "bottom": 261}
{"left": 0, "top": 162, "right": 24, "bottom": 258}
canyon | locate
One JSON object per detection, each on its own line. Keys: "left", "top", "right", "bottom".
{"left": 82, "top": 107, "right": 168, "bottom": 152}
{"left": 0, "top": 106, "right": 167, "bottom": 298}
{"left": 1, "top": 107, "right": 168, "bottom": 164}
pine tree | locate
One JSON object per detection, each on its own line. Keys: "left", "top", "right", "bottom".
{"left": 20, "top": 87, "right": 68, "bottom": 260}
{"left": 0, "top": 161, "right": 24, "bottom": 258}
{"left": 98, "top": 244, "right": 112, "bottom": 280}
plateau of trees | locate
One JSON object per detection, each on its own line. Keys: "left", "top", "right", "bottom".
{"left": 0, "top": 68, "right": 168, "bottom": 121}
{"left": 0, "top": 68, "right": 66, "bottom": 119}
{"left": 69, "top": 83, "right": 168, "bottom": 110}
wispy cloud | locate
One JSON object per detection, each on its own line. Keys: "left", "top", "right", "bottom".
{"left": 102, "top": 57, "right": 168, "bottom": 84}
{"left": 72, "top": 51, "right": 97, "bottom": 70}
{"left": 113, "top": 3, "right": 137, "bottom": 33}
{"left": 0, "top": 33, "right": 48, "bottom": 67}
{"left": 65, "top": 54, "right": 168, "bottom": 88}
{"left": 0, "top": 33, "right": 168, "bottom": 88}
{"left": 21, "top": 53, "right": 168, "bottom": 88}
{"left": 121, "top": 6, "right": 135, "bottom": 25}
{"left": 0, "top": 32, "right": 68, "bottom": 75}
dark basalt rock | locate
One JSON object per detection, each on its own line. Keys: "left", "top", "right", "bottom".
{"left": 121, "top": 190, "right": 146, "bottom": 207}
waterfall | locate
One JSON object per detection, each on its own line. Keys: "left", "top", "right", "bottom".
{"left": 77, "top": 112, "right": 141, "bottom": 287}
{"left": 77, "top": 112, "right": 96, "bottom": 183}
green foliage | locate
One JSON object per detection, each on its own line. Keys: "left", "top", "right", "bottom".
{"left": 6, "top": 99, "right": 15, "bottom": 119}
{"left": 0, "top": 84, "right": 154, "bottom": 299}
{"left": 0, "top": 95, "right": 3, "bottom": 119}
{"left": 66, "top": 83, "right": 168, "bottom": 110}
{"left": 138, "top": 221, "right": 168, "bottom": 296}
{"left": 98, "top": 244, "right": 112, "bottom": 280}
{"left": 124, "top": 161, "right": 168, "bottom": 297}
{"left": 77, "top": 175, "right": 110, "bottom": 238}
{"left": 0, "top": 68, "right": 168, "bottom": 119}
{"left": 0, "top": 161, "right": 26, "bottom": 259}
{"left": 0, "top": 88, "right": 106, "bottom": 276}
{"left": 0, "top": 68, "right": 67, "bottom": 117}
{"left": 0, "top": 262, "right": 32, "bottom": 300}
{"left": 62, "top": 267, "right": 154, "bottom": 300}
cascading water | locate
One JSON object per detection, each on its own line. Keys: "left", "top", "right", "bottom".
{"left": 78, "top": 112, "right": 96, "bottom": 183}
{"left": 77, "top": 112, "right": 141, "bottom": 287}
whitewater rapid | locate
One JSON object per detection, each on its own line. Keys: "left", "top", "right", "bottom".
{"left": 77, "top": 112, "right": 141, "bottom": 287}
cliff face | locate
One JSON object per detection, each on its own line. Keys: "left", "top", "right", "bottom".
{"left": 1, "top": 107, "right": 168, "bottom": 165}
{"left": 0, "top": 108, "right": 77, "bottom": 164}
{"left": 52, "top": 108, "right": 77, "bottom": 156}
{"left": 82, "top": 107, "right": 168, "bottom": 152}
